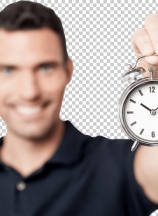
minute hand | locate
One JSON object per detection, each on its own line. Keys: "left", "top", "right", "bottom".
{"left": 140, "top": 103, "right": 152, "bottom": 112}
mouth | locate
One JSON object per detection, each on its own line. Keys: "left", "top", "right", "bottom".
{"left": 13, "top": 102, "right": 49, "bottom": 120}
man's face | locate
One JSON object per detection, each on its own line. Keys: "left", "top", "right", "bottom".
{"left": 0, "top": 28, "right": 73, "bottom": 140}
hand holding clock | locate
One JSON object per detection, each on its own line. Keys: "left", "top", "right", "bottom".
{"left": 121, "top": 14, "right": 158, "bottom": 207}
{"left": 132, "top": 14, "right": 158, "bottom": 77}
{"left": 118, "top": 14, "right": 158, "bottom": 151}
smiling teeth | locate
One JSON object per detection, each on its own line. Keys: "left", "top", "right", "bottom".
{"left": 16, "top": 106, "right": 42, "bottom": 115}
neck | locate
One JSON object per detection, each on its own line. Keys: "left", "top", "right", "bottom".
{"left": 0, "top": 119, "right": 66, "bottom": 177}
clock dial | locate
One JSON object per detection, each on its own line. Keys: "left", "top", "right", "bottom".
{"left": 124, "top": 82, "right": 158, "bottom": 142}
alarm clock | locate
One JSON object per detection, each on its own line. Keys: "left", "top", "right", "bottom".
{"left": 118, "top": 54, "right": 158, "bottom": 151}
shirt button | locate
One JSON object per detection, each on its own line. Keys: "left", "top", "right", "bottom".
{"left": 16, "top": 181, "right": 26, "bottom": 191}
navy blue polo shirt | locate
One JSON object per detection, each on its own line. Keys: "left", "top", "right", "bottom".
{"left": 0, "top": 120, "right": 158, "bottom": 216}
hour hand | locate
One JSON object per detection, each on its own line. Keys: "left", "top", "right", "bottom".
{"left": 154, "top": 107, "right": 158, "bottom": 111}
{"left": 140, "top": 103, "right": 151, "bottom": 112}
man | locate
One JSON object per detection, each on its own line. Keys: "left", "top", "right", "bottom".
{"left": 0, "top": 1, "right": 157, "bottom": 215}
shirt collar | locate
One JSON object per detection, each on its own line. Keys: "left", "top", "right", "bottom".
{"left": 0, "top": 120, "right": 91, "bottom": 167}
{"left": 46, "top": 120, "right": 91, "bottom": 165}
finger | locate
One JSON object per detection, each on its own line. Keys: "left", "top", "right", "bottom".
{"left": 131, "top": 28, "right": 158, "bottom": 70}
{"left": 132, "top": 28, "right": 154, "bottom": 56}
{"left": 144, "top": 14, "right": 158, "bottom": 66}
{"left": 145, "top": 14, "right": 158, "bottom": 54}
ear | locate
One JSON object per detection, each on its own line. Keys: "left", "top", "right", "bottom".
{"left": 65, "top": 57, "right": 74, "bottom": 85}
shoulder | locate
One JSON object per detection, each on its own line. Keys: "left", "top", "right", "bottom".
{"left": 79, "top": 134, "right": 135, "bottom": 190}
{"left": 83, "top": 134, "right": 133, "bottom": 156}
{"left": 81, "top": 133, "right": 134, "bottom": 165}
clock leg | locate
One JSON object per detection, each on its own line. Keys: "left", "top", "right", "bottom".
{"left": 131, "top": 140, "right": 139, "bottom": 151}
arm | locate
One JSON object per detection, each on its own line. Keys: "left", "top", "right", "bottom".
{"left": 134, "top": 145, "right": 158, "bottom": 205}
{"left": 132, "top": 14, "right": 158, "bottom": 205}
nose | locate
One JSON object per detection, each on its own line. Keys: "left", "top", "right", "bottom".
{"left": 18, "top": 71, "right": 41, "bottom": 101}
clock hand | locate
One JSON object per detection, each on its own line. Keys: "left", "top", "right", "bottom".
{"left": 140, "top": 103, "right": 152, "bottom": 112}
{"left": 154, "top": 107, "right": 158, "bottom": 111}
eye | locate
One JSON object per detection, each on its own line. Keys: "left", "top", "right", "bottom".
{"left": 3, "top": 67, "right": 13, "bottom": 74}
{"left": 41, "top": 64, "right": 52, "bottom": 71}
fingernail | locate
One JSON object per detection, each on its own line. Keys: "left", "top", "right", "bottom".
{"left": 143, "top": 44, "right": 153, "bottom": 54}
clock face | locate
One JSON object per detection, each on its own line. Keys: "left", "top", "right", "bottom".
{"left": 124, "top": 81, "right": 158, "bottom": 142}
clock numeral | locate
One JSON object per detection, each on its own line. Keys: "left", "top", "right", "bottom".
{"left": 152, "top": 131, "right": 155, "bottom": 138}
{"left": 149, "top": 86, "right": 155, "bottom": 93}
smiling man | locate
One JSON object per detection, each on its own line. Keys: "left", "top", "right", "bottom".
{"left": 0, "top": 1, "right": 158, "bottom": 216}
{"left": 0, "top": 27, "right": 73, "bottom": 177}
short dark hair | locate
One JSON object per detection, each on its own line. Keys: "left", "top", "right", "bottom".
{"left": 0, "top": 0, "right": 69, "bottom": 62}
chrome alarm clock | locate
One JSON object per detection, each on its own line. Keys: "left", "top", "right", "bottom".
{"left": 118, "top": 54, "right": 158, "bottom": 151}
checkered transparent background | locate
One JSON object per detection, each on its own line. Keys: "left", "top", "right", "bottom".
{"left": 0, "top": 0, "right": 158, "bottom": 215}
